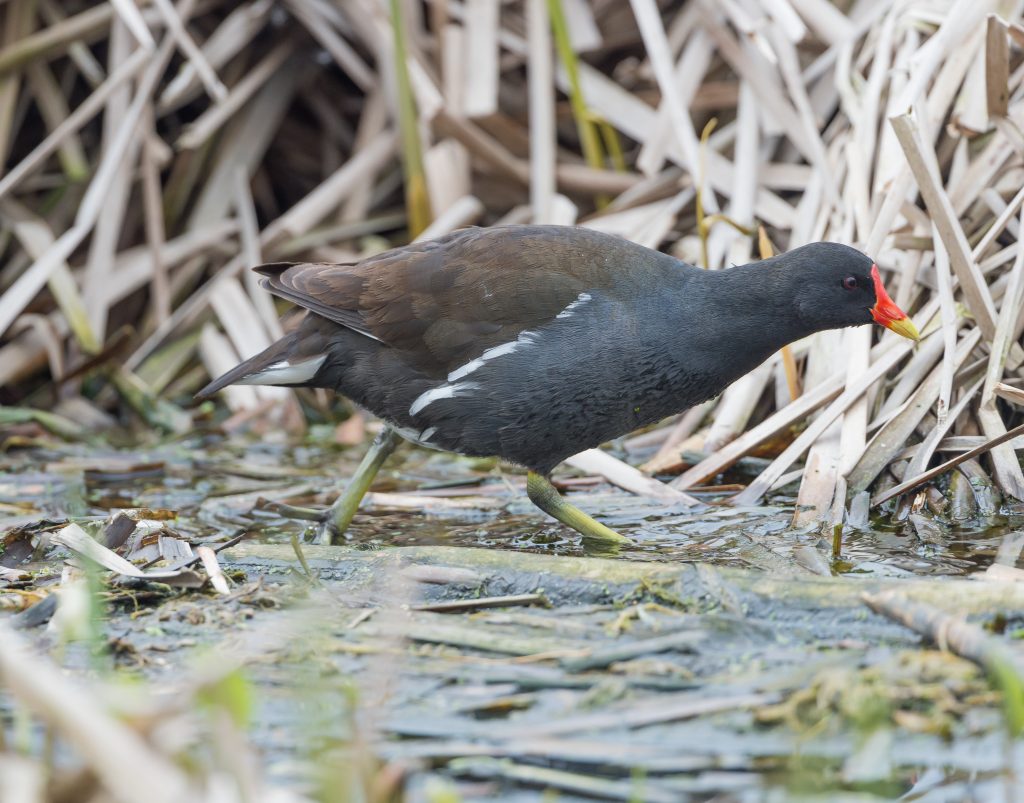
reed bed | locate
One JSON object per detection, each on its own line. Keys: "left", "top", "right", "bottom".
{"left": 2, "top": 0, "right": 1024, "bottom": 530}
{"left": 6, "top": 3, "right": 1024, "bottom": 798}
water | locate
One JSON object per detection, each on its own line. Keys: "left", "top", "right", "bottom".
{"left": 2, "top": 431, "right": 1022, "bottom": 801}
{"left": 2, "top": 431, "right": 1018, "bottom": 576}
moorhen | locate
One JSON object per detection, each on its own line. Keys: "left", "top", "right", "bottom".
{"left": 198, "top": 225, "right": 919, "bottom": 543}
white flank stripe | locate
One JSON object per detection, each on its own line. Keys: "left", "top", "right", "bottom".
{"left": 448, "top": 339, "right": 518, "bottom": 381}
{"left": 444, "top": 293, "right": 589, "bottom": 384}
{"left": 236, "top": 355, "right": 326, "bottom": 386}
{"left": 556, "top": 291, "right": 592, "bottom": 319}
{"left": 412, "top": 293, "right": 591, "bottom": 414}
{"left": 409, "top": 382, "right": 479, "bottom": 416}
{"left": 447, "top": 329, "right": 540, "bottom": 382}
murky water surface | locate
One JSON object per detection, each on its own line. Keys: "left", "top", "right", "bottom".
{"left": 2, "top": 431, "right": 1017, "bottom": 575}
{"left": 2, "top": 430, "right": 1023, "bottom": 801}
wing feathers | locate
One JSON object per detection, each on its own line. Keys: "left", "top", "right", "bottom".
{"left": 246, "top": 226, "right": 651, "bottom": 377}
{"left": 258, "top": 269, "right": 383, "bottom": 342}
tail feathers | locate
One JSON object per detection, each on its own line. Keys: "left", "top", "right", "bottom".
{"left": 234, "top": 355, "right": 327, "bottom": 387}
{"left": 195, "top": 335, "right": 325, "bottom": 401}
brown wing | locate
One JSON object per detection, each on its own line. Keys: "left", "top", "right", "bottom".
{"left": 256, "top": 225, "right": 641, "bottom": 376}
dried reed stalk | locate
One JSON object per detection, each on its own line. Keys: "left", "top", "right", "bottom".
{"left": 0, "top": 0, "right": 1022, "bottom": 519}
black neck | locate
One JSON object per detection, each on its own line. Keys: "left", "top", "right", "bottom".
{"left": 701, "top": 260, "right": 811, "bottom": 339}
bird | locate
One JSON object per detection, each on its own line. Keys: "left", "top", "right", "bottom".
{"left": 197, "top": 224, "right": 919, "bottom": 543}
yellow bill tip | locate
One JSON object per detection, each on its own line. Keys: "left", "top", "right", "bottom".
{"left": 884, "top": 316, "right": 921, "bottom": 341}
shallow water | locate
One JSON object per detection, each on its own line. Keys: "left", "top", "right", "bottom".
{"left": 253, "top": 442, "right": 1018, "bottom": 558}
{"left": 3, "top": 430, "right": 1020, "bottom": 573}
{"left": 2, "top": 430, "right": 1023, "bottom": 801}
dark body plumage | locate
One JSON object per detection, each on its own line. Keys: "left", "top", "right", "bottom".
{"left": 199, "top": 225, "right": 882, "bottom": 474}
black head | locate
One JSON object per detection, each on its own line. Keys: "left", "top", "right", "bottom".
{"left": 778, "top": 242, "right": 919, "bottom": 340}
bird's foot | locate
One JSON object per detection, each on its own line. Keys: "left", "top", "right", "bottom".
{"left": 261, "top": 501, "right": 325, "bottom": 522}
{"left": 258, "top": 500, "right": 336, "bottom": 544}
{"left": 526, "top": 471, "right": 632, "bottom": 545}
{"left": 321, "top": 426, "right": 403, "bottom": 544}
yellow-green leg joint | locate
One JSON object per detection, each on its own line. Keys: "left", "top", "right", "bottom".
{"left": 526, "top": 471, "right": 632, "bottom": 545}
{"left": 323, "top": 426, "right": 401, "bottom": 543}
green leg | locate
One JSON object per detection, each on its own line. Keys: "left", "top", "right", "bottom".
{"left": 526, "top": 471, "right": 632, "bottom": 545}
{"left": 323, "top": 426, "right": 402, "bottom": 543}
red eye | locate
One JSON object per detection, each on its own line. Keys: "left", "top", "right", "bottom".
{"left": 842, "top": 276, "right": 858, "bottom": 290}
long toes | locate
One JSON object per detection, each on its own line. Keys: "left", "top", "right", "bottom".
{"left": 314, "top": 518, "right": 337, "bottom": 545}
